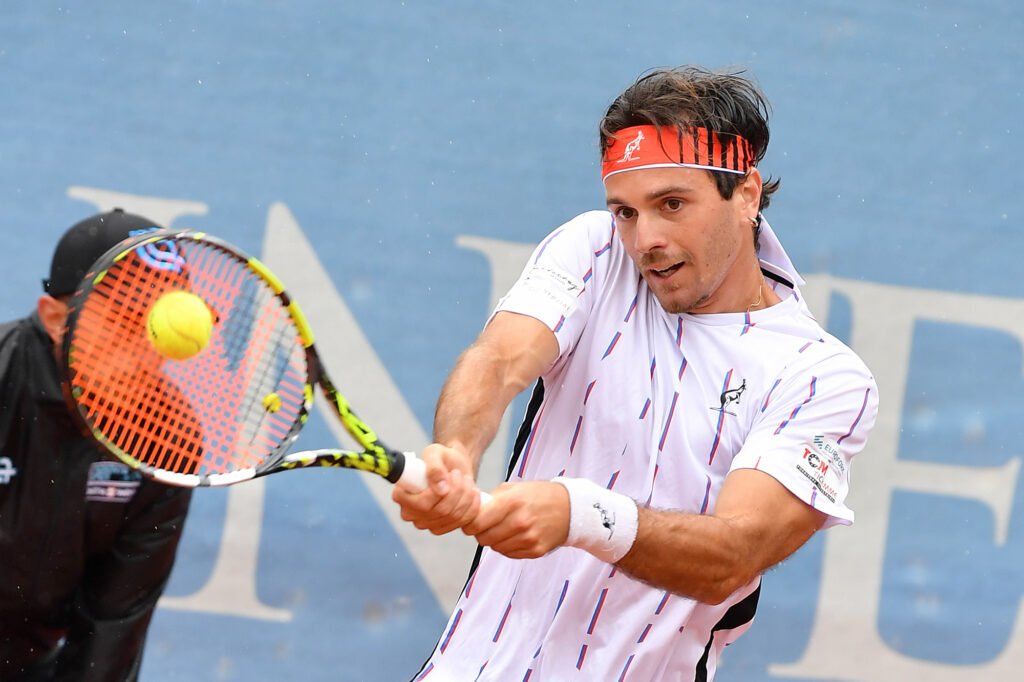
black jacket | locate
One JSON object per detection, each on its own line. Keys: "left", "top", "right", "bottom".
{"left": 0, "top": 312, "right": 192, "bottom": 681}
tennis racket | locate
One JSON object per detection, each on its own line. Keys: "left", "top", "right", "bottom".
{"left": 60, "top": 228, "right": 435, "bottom": 491}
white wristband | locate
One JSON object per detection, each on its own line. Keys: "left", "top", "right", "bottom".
{"left": 553, "top": 476, "right": 638, "bottom": 564}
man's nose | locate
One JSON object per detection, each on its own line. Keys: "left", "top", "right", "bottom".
{"left": 633, "top": 213, "right": 669, "bottom": 253}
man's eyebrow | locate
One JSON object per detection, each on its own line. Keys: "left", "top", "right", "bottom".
{"left": 606, "top": 185, "right": 696, "bottom": 207}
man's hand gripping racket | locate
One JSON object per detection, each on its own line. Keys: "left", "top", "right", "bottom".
{"left": 60, "top": 228, "right": 488, "bottom": 504}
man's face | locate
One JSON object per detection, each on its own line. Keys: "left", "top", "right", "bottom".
{"left": 604, "top": 166, "right": 758, "bottom": 314}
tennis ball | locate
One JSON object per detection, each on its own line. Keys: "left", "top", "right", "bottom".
{"left": 263, "top": 392, "right": 282, "bottom": 413}
{"left": 147, "top": 291, "right": 214, "bottom": 360}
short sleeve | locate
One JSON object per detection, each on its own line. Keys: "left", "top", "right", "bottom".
{"left": 730, "top": 349, "right": 878, "bottom": 528}
{"left": 493, "top": 211, "right": 614, "bottom": 361}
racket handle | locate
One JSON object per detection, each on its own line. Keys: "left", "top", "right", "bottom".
{"left": 399, "top": 452, "right": 493, "bottom": 505}
{"left": 397, "top": 452, "right": 428, "bottom": 489}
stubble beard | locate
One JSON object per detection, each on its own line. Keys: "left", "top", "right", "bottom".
{"left": 641, "top": 270, "right": 712, "bottom": 315}
{"left": 655, "top": 284, "right": 711, "bottom": 314}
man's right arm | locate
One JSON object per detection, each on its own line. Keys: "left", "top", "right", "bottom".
{"left": 391, "top": 310, "right": 558, "bottom": 535}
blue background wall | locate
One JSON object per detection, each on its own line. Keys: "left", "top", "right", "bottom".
{"left": 2, "top": 2, "right": 1021, "bottom": 680}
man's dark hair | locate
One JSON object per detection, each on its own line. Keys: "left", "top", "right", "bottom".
{"left": 599, "top": 66, "right": 780, "bottom": 233}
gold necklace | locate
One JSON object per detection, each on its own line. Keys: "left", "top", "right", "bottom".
{"left": 747, "top": 275, "right": 765, "bottom": 313}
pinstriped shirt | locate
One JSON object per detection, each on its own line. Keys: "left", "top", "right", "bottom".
{"left": 417, "top": 211, "right": 877, "bottom": 681}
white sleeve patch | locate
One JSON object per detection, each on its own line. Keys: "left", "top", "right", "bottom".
{"left": 794, "top": 436, "right": 845, "bottom": 505}
{"left": 516, "top": 263, "right": 585, "bottom": 318}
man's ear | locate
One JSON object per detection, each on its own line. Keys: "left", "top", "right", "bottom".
{"left": 738, "top": 167, "right": 763, "bottom": 217}
{"left": 37, "top": 295, "right": 69, "bottom": 346}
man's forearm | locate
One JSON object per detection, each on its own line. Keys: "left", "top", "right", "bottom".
{"left": 611, "top": 471, "right": 824, "bottom": 604}
{"left": 432, "top": 311, "right": 559, "bottom": 475}
{"left": 615, "top": 507, "right": 755, "bottom": 605}
{"left": 432, "top": 342, "right": 522, "bottom": 470}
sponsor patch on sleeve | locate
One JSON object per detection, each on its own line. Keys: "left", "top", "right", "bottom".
{"left": 794, "top": 436, "right": 845, "bottom": 503}
{"left": 518, "top": 263, "right": 585, "bottom": 319}
{"left": 812, "top": 434, "right": 847, "bottom": 476}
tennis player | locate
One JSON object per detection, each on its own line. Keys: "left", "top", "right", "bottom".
{"left": 395, "top": 66, "right": 878, "bottom": 680}
{"left": 0, "top": 210, "right": 193, "bottom": 681}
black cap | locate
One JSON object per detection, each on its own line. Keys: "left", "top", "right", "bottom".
{"left": 43, "top": 208, "right": 164, "bottom": 297}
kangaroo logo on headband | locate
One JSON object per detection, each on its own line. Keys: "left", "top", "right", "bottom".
{"left": 602, "top": 125, "right": 753, "bottom": 181}
{"left": 618, "top": 129, "right": 645, "bottom": 163}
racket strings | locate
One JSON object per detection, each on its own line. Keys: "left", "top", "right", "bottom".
{"left": 67, "top": 236, "right": 310, "bottom": 478}
{"left": 75, "top": 255, "right": 187, "bottom": 462}
{"left": 170, "top": 242, "right": 308, "bottom": 471}
{"left": 238, "top": 317, "right": 296, "bottom": 446}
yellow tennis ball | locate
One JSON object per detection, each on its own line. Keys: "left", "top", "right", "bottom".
{"left": 146, "top": 291, "right": 214, "bottom": 360}
{"left": 263, "top": 392, "right": 282, "bottom": 413}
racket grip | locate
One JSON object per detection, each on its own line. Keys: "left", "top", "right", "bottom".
{"left": 398, "top": 452, "right": 429, "bottom": 489}
{"left": 399, "top": 452, "right": 492, "bottom": 505}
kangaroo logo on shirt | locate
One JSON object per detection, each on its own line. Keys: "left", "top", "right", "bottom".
{"left": 711, "top": 379, "right": 747, "bottom": 416}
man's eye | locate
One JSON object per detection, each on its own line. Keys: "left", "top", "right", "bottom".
{"left": 614, "top": 207, "right": 636, "bottom": 220}
{"left": 664, "top": 198, "right": 684, "bottom": 211}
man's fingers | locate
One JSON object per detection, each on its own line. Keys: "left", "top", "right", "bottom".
{"left": 392, "top": 443, "right": 489, "bottom": 536}
{"left": 395, "top": 474, "right": 481, "bottom": 535}
{"left": 423, "top": 454, "right": 450, "bottom": 495}
{"left": 462, "top": 488, "right": 505, "bottom": 536}
{"left": 465, "top": 482, "right": 570, "bottom": 559}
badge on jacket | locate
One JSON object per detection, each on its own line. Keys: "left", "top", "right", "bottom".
{"left": 0, "top": 456, "right": 16, "bottom": 485}
{"left": 85, "top": 461, "right": 142, "bottom": 503}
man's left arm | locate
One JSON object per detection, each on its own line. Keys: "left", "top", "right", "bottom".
{"left": 468, "top": 469, "right": 822, "bottom": 603}
{"left": 619, "top": 470, "right": 825, "bottom": 603}
{"left": 469, "top": 350, "right": 878, "bottom": 603}
{"left": 55, "top": 484, "right": 192, "bottom": 682}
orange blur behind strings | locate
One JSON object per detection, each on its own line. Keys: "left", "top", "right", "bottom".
{"left": 68, "top": 239, "right": 309, "bottom": 476}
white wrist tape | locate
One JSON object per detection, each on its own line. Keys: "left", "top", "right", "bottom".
{"left": 553, "top": 476, "right": 638, "bottom": 564}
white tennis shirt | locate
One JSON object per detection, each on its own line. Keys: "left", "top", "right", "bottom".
{"left": 416, "top": 210, "right": 877, "bottom": 681}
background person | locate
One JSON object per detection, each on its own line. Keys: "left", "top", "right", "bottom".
{"left": 0, "top": 209, "right": 193, "bottom": 682}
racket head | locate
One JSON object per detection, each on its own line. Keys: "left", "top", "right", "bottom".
{"left": 60, "top": 229, "right": 316, "bottom": 487}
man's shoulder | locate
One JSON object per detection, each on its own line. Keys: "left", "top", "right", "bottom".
{"left": 0, "top": 316, "right": 28, "bottom": 373}
{"left": 568, "top": 209, "right": 614, "bottom": 227}
{"left": 0, "top": 314, "right": 51, "bottom": 372}
{"left": 547, "top": 210, "right": 615, "bottom": 244}
{"left": 769, "top": 314, "right": 875, "bottom": 384}
{"left": 0, "top": 313, "right": 42, "bottom": 344}
{"left": 529, "top": 211, "right": 631, "bottom": 287}
{"left": 0, "top": 317, "right": 21, "bottom": 344}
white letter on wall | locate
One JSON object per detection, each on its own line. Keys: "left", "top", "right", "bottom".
{"left": 774, "top": 276, "right": 1023, "bottom": 681}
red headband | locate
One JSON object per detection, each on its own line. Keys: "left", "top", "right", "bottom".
{"left": 601, "top": 125, "right": 754, "bottom": 181}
